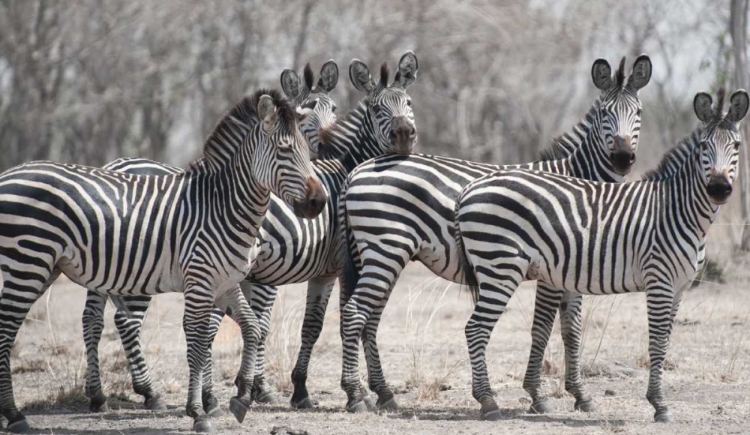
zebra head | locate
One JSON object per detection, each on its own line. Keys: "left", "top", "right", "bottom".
{"left": 349, "top": 51, "right": 419, "bottom": 155}
{"left": 253, "top": 91, "right": 328, "bottom": 219}
{"left": 280, "top": 60, "right": 339, "bottom": 159}
{"left": 693, "top": 89, "right": 749, "bottom": 205}
{"left": 591, "top": 55, "right": 652, "bottom": 175}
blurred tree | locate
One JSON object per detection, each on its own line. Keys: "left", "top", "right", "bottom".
{"left": 730, "top": 0, "right": 750, "bottom": 251}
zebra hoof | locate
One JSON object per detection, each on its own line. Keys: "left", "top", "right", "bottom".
{"left": 7, "top": 418, "right": 30, "bottom": 434}
{"left": 574, "top": 397, "right": 595, "bottom": 413}
{"left": 480, "top": 399, "right": 502, "bottom": 421}
{"left": 89, "top": 394, "right": 109, "bottom": 413}
{"left": 254, "top": 388, "right": 279, "bottom": 405}
{"left": 145, "top": 396, "right": 168, "bottom": 412}
{"left": 376, "top": 397, "right": 398, "bottom": 412}
{"left": 345, "top": 399, "right": 369, "bottom": 413}
{"left": 229, "top": 397, "right": 249, "bottom": 424}
{"left": 204, "top": 396, "right": 222, "bottom": 417}
{"left": 192, "top": 416, "right": 215, "bottom": 433}
{"left": 290, "top": 396, "right": 315, "bottom": 409}
{"left": 529, "top": 399, "right": 552, "bottom": 414}
{"left": 654, "top": 409, "right": 674, "bottom": 423}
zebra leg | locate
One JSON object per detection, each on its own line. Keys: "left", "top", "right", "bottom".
{"left": 522, "top": 282, "right": 561, "bottom": 414}
{"left": 200, "top": 307, "right": 224, "bottom": 417}
{"left": 559, "top": 292, "right": 592, "bottom": 412}
{"left": 339, "top": 243, "right": 413, "bottom": 413}
{"left": 82, "top": 291, "right": 110, "bottom": 412}
{"left": 0, "top": 266, "right": 56, "bottom": 433}
{"left": 362, "top": 286, "right": 397, "bottom": 411}
{"left": 644, "top": 288, "right": 676, "bottom": 423}
{"left": 464, "top": 256, "right": 528, "bottom": 421}
{"left": 112, "top": 296, "right": 167, "bottom": 411}
{"left": 242, "top": 282, "right": 279, "bottom": 405}
{"left": 214, "top": 285, "right": 261, "bottom": 424}
{"left": 182, "top": 284, "right": 217, "bottom": 433}
{"left": 290, "top": 277, "right": 335, "bottom": 409}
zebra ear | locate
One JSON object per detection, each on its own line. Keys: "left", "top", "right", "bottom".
{"left": 258, "top": 95, "right": 278, "bottom": 130}
{"left": 727, "top": 90, "right": 750, "bottom": 123}
{"left": 393, "top": 50, "right": 418, "bottom": 89}
{"left": 591, "top": 58, "right": 613, "bottom": 91}
{"left": 349, "top": 59, "right": 374, "bottom": 93}
{"left": 280, "top": 69, "right": 302, "bottom": 99}
{"left": 693, "top": 92, "right": 714, "bottom": 123}
{"left": 317, "top": 60, "right": 339, "bottom": 94}
{"left": 627, "top": 54, "right": 652, "bottom": 91}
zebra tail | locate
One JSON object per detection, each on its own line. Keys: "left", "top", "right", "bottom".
{"left": 454, "top": 195, "right": 479, "bottom": 304}
{"left": 337, "top": 188, "right": 360, "bottom": 307}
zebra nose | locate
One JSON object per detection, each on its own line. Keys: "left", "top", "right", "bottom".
{"left": 293, "top": 177, "right": 327, "bottom": 219}
{"left": 390, "top": 116, "right": 416, "bottom": 155}
{"left": 612, "top": 135, "right": 635, "bottom": 175}
{"left": 707, "top": 176, "right": 733, "bottom": 204}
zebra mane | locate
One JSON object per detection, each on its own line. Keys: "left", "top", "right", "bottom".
{"left": 195, "top": 89, "right": 297, "bottom": 169}
{"left": 303, "top": 63, "right": 314, "bottom": 90}
{"left": 642, "top": 128, "right": 701, "bottom": 181}
{"left": 538, "top": 104, "right": 596, "bottom": 162}
{"left": 315, "top": 101, "right": 369, "bottom": 160}
{"left": 615, "top": 56, "right": 626, "bottom": 87}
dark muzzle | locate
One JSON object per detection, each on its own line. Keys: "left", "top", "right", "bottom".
{"left": 389, "top": 116, "right": 417, "bottom": 155}
{"left": 706, "top": 176, "right": 733, "bottom": 204}
{"left": 293, "top": 177, "right": 327, "bottom": 219}
{"left": 612, "top": 135, "right": 635, "bottom": 175}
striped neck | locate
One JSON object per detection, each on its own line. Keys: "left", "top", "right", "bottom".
{"left": 314, "top": 101, "right": 386, "bottom": 170}
{"left": 665, "top": 146, "right": 719, "bottom": 240}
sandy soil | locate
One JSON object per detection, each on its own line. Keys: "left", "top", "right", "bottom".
{"left": 8, "top": 260, "right": 750, "bottom": 434}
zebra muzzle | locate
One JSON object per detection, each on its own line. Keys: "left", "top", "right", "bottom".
{"left": 611, "top": 135, "right": 635, "bottom": 175}
{"left": 390, "top": 116, "right": 416, "bottom": 155}
{"left": 706, "top": 176, "right": 733, "bottom": 204}
{"left": 293, "top": 177, "right": 327, "bottom": 219}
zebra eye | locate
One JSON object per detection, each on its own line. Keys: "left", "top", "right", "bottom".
{"left": 371, "top": 105, "right": 381, "bottom": 115}
{"left": 332, "top": 105, "right": 337, "bottom": 112}
{"left": 734, "top": 141, "right": 742, "bottom": 150}
{"left": 636, "top": 108, "right": 642, "bottom": 116}
{"left": 406, "top": 99, "right": 412, "bottom": 107}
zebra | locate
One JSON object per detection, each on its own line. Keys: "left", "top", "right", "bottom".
{"left": 0, "top": 89, "right": 327, "bottom": 433}
{"left": 79, "top": 61, "right": 342, "bottom": 414}
{"left": 80, "top": 52, "right": 420, "bottom": 415}
{"left": 455, "top": 89, "right": 748, "bottom": 422}
{"left": 337, "top": 55, "right": 652, "bottom": 413}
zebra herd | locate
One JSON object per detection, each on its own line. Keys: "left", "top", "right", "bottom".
{"left": 0, "top": 49, "right": 745, "bottom": 433}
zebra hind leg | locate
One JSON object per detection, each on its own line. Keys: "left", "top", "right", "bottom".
{"left": 522, "top": 283, "right": 561, "bottom": 414}
{"left": 82, "top": 290, "right": 110, "bottom": 412}
{"left": 290, "top": 277, "right": 335, "bottom": 409}
{"left": 464, "top": 255, "right": 528, "bottom": 420}
{"left": 362, "top": 286, "right": 397, "bottom": 412}
{"left": 182, "top": 284, "right": 217, "bottom": 432}
{"left": 112, "top": 296, "right": 167, "bottom": 411}
{"left": 0, "top": 265, "right": 56, "bottom": 433}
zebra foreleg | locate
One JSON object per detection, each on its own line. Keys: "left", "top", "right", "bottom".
{"left": 290, "top": 277, "right": 335, "bottom": 409}
{"left": 182, "top": 284, "right": 217, "bottom": 433}
{"left": 242, "top": 282, "right": 279, "bottom": 405}
{"left": 644, "top": 287, "right": 676, "bottom": 423}
{"left": 82, "top": 291, "right": 109, "bottom": 412}
{"left": 112, "top": 296, "right": 167, "bottom": 411}
{"left": 522, "top": 283, "right": 562, "bottom": 414}
{"left": 199, "top": 307, "right": 224, "bottom": 417}
{"left": 214, "top": 286, "right": 261, "bottom": 424}
{"left": 558, "top": 292, "right": 592, "bottom": 411}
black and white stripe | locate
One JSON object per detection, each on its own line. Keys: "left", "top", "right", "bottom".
{"left": 0, "top": 89, "right": 326, "bottom": 432}
{"left": 455, "top": 89, "right": 748, "bottom": 422}
{"left": 336, "top": 56, "right": 652, "bottom": 412}
{"left": 80, "top": 53, "right": 420, "bottom": 413}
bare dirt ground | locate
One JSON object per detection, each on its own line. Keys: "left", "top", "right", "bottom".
{"left": 8, "top": 257, "right": 750, "bottom": 434}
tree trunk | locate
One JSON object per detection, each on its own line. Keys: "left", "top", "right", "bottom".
{"left": 730, "top": 0, "right": 750, "bottom": 251}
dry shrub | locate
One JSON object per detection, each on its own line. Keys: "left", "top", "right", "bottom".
{"left": 265, "top": 291, "right": 305, "bottom": 394}
{"left": 162, "top": 378, "right": 181, "bottom": 394}
{"left": 22, "top": 387, "right": 88, "bottom": 412}
{"left": 11, "top": 359, "right": 46, "bottom": 375}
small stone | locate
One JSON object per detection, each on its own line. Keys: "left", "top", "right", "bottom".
{"left": 439, "top": 384, "right": 452, "bottom": 391}
{"left": 271, "top": 426, "right": 309, "bottom": 435}
{"left": 604, "top": 389, "right": 616, "bottom": 396}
